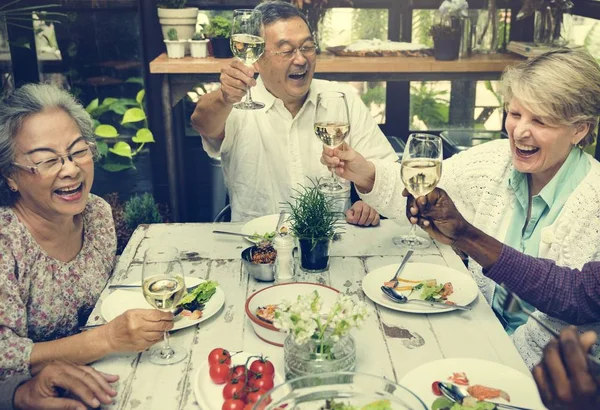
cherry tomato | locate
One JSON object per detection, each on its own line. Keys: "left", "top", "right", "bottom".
{"left": 243, "top": 405, "right": 254, "bottom": 410}
{"left": 208, "top": 348, "right": 232, "bottom": 366}
{"left": 248, "top": 374, "right": 274, "bottom": 392}
{"left": 246, "top": 388, "right": 268, "bottom": 404}
{"left": 249, "top": 358, "right": 275, "bottom": 378}
{"left": 222, "top": 399, "right": 245, "bottom": 410}
{"left": 227, "top": 365, "right": 247, "bottom": 383}
{"left": 431, "top": 381, "right": 442, "bottom": 396}
{"left": 223, "top": 380, "right": 246, "bottom": 401}
{"left": 209, "top": 362, "right": 230, "bottom": 384}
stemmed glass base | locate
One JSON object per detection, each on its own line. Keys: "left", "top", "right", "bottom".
{"left": 392, "top": 235, "right": 431, "bottom": 249}
{"left": 318, "top": 178, "right": 350, "bottom": 195}
{"left": 233, "top": 100, "right": 265, "bottom": 110}
{"left": 148, "top": 344, "right": 187, "bottom": 365}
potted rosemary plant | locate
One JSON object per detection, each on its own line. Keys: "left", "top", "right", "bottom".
{"left": 287, "top": 181, "right": 341, "bottom": 273}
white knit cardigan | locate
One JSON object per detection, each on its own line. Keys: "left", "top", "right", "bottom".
{"left": 360, "top": 139, "right": 600, "bottom": 368}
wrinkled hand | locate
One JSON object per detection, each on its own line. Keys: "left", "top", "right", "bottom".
{"left": 402, "top": 188, "right": 470, "bottom": 246}
{"left": 103, "top": 309, "right": 174, "bottom": 353}
{"left": 321, "top": 143, "right": 376, "bottom": 191}
{"left": 13, "top": 361, "right": 118, "bottom": 410}
{"left": 346, "top": 200, "right": 380, "bottom": 226}
{"left": 533, "top": 327, "right": 599, "bottom": 410}
{"left": 219, "top": 59, "right": 257, "bottom": 105}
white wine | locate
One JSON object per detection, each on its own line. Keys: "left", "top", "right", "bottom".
{"left": 142, "top": 275, "right": 185, "bottom": 311}
{"left": 314, "top": 122, "right": 350, "bottom": 147}
{"left": 231, "top": 34, "right": 265, "bottom": 65}
{"left": 401, "top": 159, "right": 442, "bottom": 198}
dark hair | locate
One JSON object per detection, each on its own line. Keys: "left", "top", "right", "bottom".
{"left": 255, "top": 1, "right": 312, "bottom": 31}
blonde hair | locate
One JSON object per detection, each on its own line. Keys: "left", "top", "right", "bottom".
{"left": 500, "top": 49, "right": 600, "bottom": 148}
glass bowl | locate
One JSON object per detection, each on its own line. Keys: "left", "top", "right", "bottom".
{"left": 253, "top": 372, "right": 427, "bottom": 410}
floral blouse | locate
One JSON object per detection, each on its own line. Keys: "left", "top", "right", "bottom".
{"left": 0, "top": 194, "right": 116, "bottom": 379}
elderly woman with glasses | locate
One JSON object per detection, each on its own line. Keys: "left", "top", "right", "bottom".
{"left": 321, "top": 49, "right": 600, "bottom": 368}
{"left": 0, "top": 84, "right": 174, "bottom": 380}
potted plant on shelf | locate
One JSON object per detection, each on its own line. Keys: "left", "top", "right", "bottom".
{"left": 189, "top": 32, "right": 209, "bottom": 58}
{"left": 206, "top": 15, "right": 233, "bottom": 58}
{"left": 430, "top": 0, "right": 469, "bottom": 61}
{"left": 286, "top": 181, "right": 342, "bottom": 273}
{"left": 164, "top": 28, "right": 186, "bottom": 59}
{"left": 157, "top": 0, "right": 198, "bottom": 44}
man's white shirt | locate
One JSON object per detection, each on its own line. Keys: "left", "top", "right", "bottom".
{"left": 201, "top": 77, "right": 397, "bottom": 222}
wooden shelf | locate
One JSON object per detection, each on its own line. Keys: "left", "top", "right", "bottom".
{"left": 149, "top": 52, "right": 524, "bottom": 75}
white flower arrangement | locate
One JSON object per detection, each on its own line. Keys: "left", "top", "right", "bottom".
{"left": 273, "top": 290, "right": 370, "bottom": 349}
{"left": 439, "top": 0, "right": 469, "bottom": 19}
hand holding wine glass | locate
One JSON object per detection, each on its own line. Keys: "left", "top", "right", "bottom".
{"left": 142, "top": 246, "right": 187, "bottom": 365}
{"left": 394, "top": 133, "right": 443, "bottom": 249}
{"left": 314, "top": 91, "right": 351, "bottom": 193}
{"left": 230, "top": 9, "right": 265, "bottom": 110}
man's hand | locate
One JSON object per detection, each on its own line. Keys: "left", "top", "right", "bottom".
{"left": 13, "top": 361, "right": 118, "bottom": 410}
{"left": 219, "top": 59, "right": 257, "bottom": 105}
{"left": 346, "top": 200, "right": 380, "bottom": 226}
{"left": 533, "top": 327, "right": 599, "bottom": 410}
{"left": 402, "top": 188, "right": 470, "bottom": 246}
{"left": 321, "top": 143, "right": 376, "bottom": 192}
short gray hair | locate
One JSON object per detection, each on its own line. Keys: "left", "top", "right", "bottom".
{"left": 256, "top": 1, "right": 311, "bottom": 31}
{"left": 500, "top": 49, "right": 600, "bottom": 148}
{"left": 0, "top": 83, "right": 96, "bottom": 206}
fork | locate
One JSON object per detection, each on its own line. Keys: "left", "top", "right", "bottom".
{"left": 386, "top": 249, "right": 414, "bottom": 288}
{"left": 502, "top": 285, "right": 600, "bottom": 373}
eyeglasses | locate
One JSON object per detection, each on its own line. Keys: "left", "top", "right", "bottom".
{"left": 13, "top": 143, "right": 95, "bottom": 176}
{"left": 267, "top": 45, "right": 318, "bottom": 60}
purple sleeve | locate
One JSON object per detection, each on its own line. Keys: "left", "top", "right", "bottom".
{"left": 485, "top": 246, "right": 600, "bottom": 325}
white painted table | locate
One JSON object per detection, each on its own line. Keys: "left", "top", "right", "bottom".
{"left": 87, "top": 219, "right": 531, "bottom": 409}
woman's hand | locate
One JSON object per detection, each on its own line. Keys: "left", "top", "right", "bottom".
{"left": 102, "top": 309, "right": 174, "bottom": 353}
{"left": 321, "top": 143, "right": 376, "bottom": 192}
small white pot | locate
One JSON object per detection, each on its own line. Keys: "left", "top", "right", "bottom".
{"left": 188, "top": 39, "right": 209, "bottom": 58}
{"left": 164, "top": 40, "right": 186, "bottom": 59}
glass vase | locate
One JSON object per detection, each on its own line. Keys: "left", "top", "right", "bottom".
{"left": 534, "top": 8, "right": 569, "bottom": 47}
{"left": 284, "top": 333, "right": 356, "bottom": 381}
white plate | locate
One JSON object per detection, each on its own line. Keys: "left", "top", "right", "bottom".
{"left": 241, "top": 214, "right": 281, "bottom": 243}
{"left": 399, "top": 358, "right": 546, "bottom": 409}
{"left": 193, "top": 351, "right": 284, "bottom": 410}
{"left": 362, "top": 262, "right": 478, "bottom": 313}
{"left": 101, "top": 277, "right": 225, "bottom": 331}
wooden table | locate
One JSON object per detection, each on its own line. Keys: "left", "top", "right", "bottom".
{"left": 87, "top": 218, "right": 532, "bottom": 409}
{"left": 148, "top": 52, "right": 523, "bottom": 221}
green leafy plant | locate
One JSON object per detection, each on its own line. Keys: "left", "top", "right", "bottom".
{"left": 167, "top": 27, "right": 178, "bottom": 41}
{"left": 286, "top": 180, "right": 342, "bottom": 248}
{"left": 206, "top": 15, "right": 231, "bottom": 39}
{"left": 86, "top": 79, "right": 155, "bottom": 172}
{"left": 124, "top": 193, "right": 163, "bottom": 231}
{"left": 410, "top": 82, "right": 450, "bottom": 129}
{"left": 1, "top": 0, "right": 66, "bottom": 50}
{"left": 157, "top": 0, "right": 188, "bottom": 9}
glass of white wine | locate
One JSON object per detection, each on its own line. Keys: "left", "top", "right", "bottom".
{"left": 142, "top": 246, "right": 187, "bottom": 365}
{"left": 230, "top": 9, "right": 265, "bottom": 110}
{"left": 314, "top": 91, "right": 351, "bottom": 194}
{"left": 394, "top": 133, "right": 443, "bottom": 249}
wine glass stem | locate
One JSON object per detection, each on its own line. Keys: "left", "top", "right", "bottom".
{"left": 245, "top": 85, "right": 254, "bottom": 104}
{"left": 408, "top": 224, "right": 418, "bottom": 239}
{"left": 160, "top": 331, "right": 174, "bottom": 359}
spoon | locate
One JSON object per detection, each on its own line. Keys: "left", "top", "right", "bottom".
{"left": 380, "top": 286, "right": 471, "bottom": 311}
{"left": 437, "top": 382, "right": 533, "bottom": 410}
{"left": 387, "top": 249, "right": 414, "bottom": 288}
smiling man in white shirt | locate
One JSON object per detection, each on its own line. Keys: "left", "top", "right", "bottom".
{"left": 191, "top": 1, "right": 397, "bottom": 224}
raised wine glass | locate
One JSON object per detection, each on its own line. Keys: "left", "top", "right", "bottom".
{"left": 314, "top": 91, "right": 351, "bottom": 194}
{"left": 394, "top": 133, "right": 443, "bottom": 249}
{"left": 230, "top": 9, "right": 265, "bottom": 110}
{"left": 142, "top": 246, "right": 187, "bottom": 365}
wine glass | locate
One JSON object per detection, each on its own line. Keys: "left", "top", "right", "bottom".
{"left": 394, "top": 133, "right": 443, "bottom": 249}
{"left": 142, "top": 246, "right": 187, "bottom": 365}
{"left": 230, "top": 9, "right": 265, "bottom": 110}
{"left": 314, "top": 91, "right": 351, "bottom": 194}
